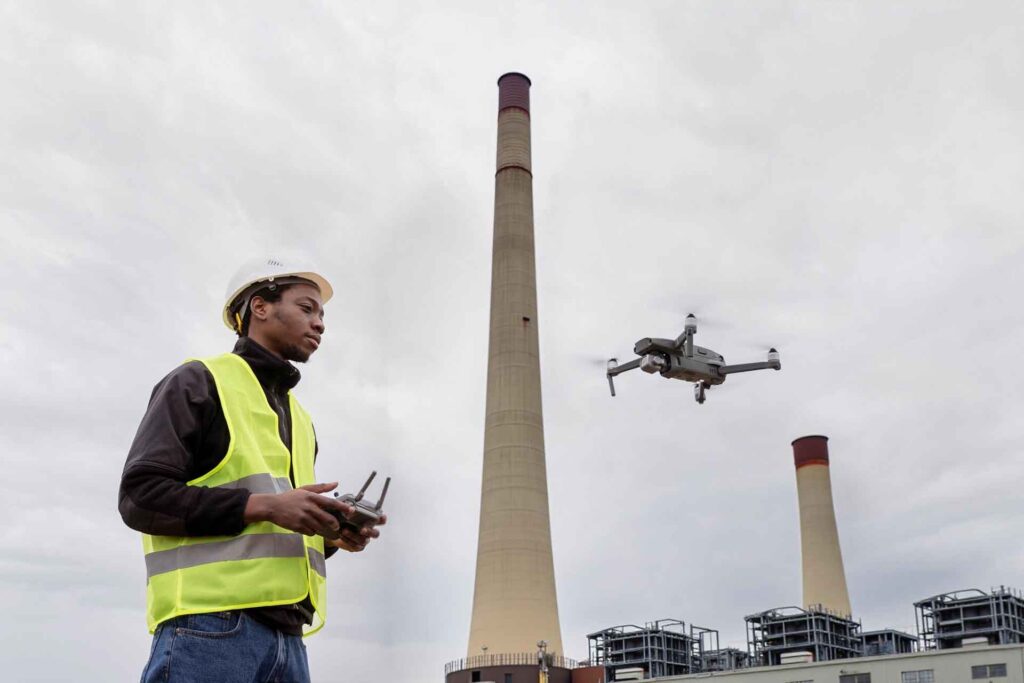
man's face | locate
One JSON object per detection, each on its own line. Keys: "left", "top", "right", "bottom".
{"left": 256, "top": 283, "right": 325, "bottom": 363}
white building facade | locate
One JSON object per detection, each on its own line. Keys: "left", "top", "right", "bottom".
{"left": 655, "top": 644, "right": 1024, "bottom": 683}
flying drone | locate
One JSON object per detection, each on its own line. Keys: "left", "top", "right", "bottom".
{"left": 606, "top": 314, "right": 781, "bottom": 404}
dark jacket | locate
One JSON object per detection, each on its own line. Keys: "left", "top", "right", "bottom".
{"left": 119, "top": 337, "right": 333, "bottom": 634}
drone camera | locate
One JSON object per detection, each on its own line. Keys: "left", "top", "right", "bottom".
{"left": 640, "top": 354, "right": 666, "bottom": 374}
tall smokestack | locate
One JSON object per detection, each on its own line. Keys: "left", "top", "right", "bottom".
{"left": 467, "top": 73, "right": 563, "bottom": 656}
{"left": 792, "top": 435, "right": 852, "bottom": 617}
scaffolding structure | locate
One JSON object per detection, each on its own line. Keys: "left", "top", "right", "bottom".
{"left": 702, "top": 647, "right": 751, "bottom": 671}
{"left": 746, "top": 606, "right": 862, "bottom": 666}
{"left": 862, "top": 629, "right": 918, "bottom": 656}
{"left": 915, "top": 587, "right": 1024, "bottom": 650}
{"left": 587, "top": 619, "right": 719, "bottom": 679}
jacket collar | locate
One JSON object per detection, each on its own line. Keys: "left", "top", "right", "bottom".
{"left": 232, "top": 337, "right": 301, "bottom": 392}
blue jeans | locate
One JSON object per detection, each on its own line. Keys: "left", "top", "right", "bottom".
{"left": 140, "top": 611, "right": 310, "bottom": 683}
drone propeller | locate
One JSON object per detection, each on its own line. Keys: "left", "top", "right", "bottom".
{"left": 579, "top": 354, "right": 619, "bottom": 367}
{"left": 727, "top": 337, "right": 788, "bottom": 361}
{"left": 729, "top": 344, "right": 775, "bottom": 357}
{"left": 652, "top": 298, "right": 735, "bottom": 330}
{"left": 681, "top": 312, "right": 737, "bottom": 331}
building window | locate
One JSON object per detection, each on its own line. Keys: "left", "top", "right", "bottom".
{"left": 902, "top": 670, "right": 935, "bottom": 683}
{"left": 471, "top": 671, "right": 481, "bottom": 683}
{"left": 972, "top": 664, "right": 1008, "bottom": 679}
{"left": 839, "top": 675, "right": 871, "bottom": 683}
{"left": 504, "top": 675, "right": 513, "bottom": 683}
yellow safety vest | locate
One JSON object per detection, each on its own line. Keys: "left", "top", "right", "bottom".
{"left": 142, "top": 353, "right": 327, "bottom": 636}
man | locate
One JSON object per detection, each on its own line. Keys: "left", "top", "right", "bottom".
{"left": 119, "top": 256, "right": 384, "bottom": 682}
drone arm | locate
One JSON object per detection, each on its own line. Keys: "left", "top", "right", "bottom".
{"left": 717, "top": 359, "right": 781, "bottom": 375}
{"left": 674, "top": 315, "right": 698, "bottom": 356}
{"left": 672, "top": 331, "right": 695, "bottom": 357}
{"left": 606, "top": 358, "right": 641, "bottom": 398}
{"left": 607, "top": 358, "right": 641, "bottom": 377}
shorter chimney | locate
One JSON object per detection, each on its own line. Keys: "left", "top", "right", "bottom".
{"left": 793, "top": 435, "right": 852, "bottom": 617}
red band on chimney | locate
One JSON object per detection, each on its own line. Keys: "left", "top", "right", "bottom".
{"left": 792, "top": 435, "right": 830, "bottom": 469}
{"left": 498, "top": 72, "right": 531, "bottom": 113}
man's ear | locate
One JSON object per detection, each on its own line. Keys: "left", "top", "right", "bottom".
{"left": 249, "top": 296, "right": 270, "bottom": 324}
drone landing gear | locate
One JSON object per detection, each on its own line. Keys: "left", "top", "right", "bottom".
{"left": 694, "top": 381, "right": 709, "bottom": 404}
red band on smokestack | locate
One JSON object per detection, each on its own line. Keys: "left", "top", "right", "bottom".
{"left": 498, "top": 72, "right": 531, "bottom": 113}
{"left": 792, "top": 435, "right": 830, "bottom": 469}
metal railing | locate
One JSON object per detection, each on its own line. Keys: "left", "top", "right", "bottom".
{"left": 444, "top": 653, "right": 579, "bottom": 675}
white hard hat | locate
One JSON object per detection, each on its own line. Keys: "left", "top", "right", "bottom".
{"left": 223, "top": 256, "right": 334, "bottom": 332}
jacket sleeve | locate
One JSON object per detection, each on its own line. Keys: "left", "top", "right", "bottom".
{"left": 118, "top": 362, "right": 251, "bottom": 536}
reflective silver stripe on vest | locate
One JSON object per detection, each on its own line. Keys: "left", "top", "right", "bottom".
{"left": 145, "top": 533, "right": 305, "bottom": 580}
{"left": 307, "top": 547, "right": 326, "bottom": 578}
{"left": 215, "top": 473, "right": 293, "bottom": 495}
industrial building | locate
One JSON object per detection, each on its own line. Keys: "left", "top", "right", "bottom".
{"left": 446, "top": 592, "right": 1024, "bottom": 682}
{"left": 563, "top": 587, "right": 1023, "bottom": 682}
{"left": 745, "top": 606, "right": 863, "bottom": 667}
{"left": 446, "top": 587, "right": 1024, "bottom": 682}
{"left": 915, "top": 588, "right": 1024, "bottom": 650}
{"left": 586, "top": 620, "right": 719, "bottom": 679}
{"left": 647, "top": 642, "right": 1024, "bottom": 683}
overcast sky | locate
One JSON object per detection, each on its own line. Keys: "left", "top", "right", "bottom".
{"left": 2, "top": 1, "right": 1023, "bottom": 681}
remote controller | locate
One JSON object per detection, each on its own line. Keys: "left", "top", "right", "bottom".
{"left": 327, "top": 471, "right": 390, "bottom": 537}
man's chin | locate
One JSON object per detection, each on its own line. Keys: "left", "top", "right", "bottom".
{"left": 282, "top": 345, "right": 312, "bottom": 364}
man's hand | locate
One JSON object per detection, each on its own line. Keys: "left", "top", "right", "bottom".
{"left": 327, "top": 513, "right": 387, "bottom": 553}
{"left": 244, "top": 482, "right": 353, "bottom": 538}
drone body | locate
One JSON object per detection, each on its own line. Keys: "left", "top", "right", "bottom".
{"left": 607, "top": 314, "right": 781, "bottom": 403}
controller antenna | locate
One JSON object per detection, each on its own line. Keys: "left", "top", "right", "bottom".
{"left": 374, "top": 477, "right": 391, "bottom": 511}
{"left": 353, "top": 471, "right": 377, "bottom": 503}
